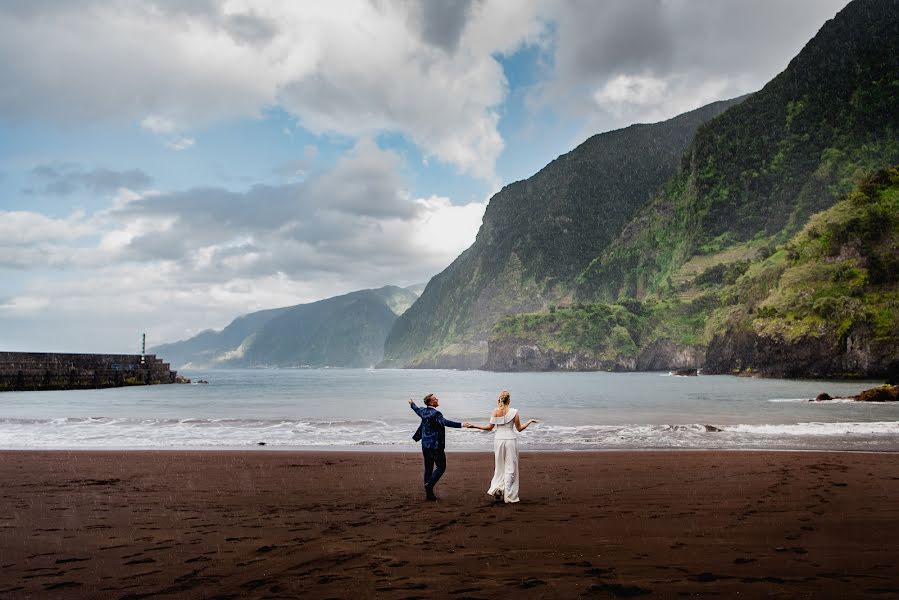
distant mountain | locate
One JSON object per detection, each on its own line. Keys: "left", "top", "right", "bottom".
{"left": 382, "top": 97, "right": 744, "bottom": 368}
{"left": 403, "top": 283, "right": 427, "bottom": 296}
{"left": 152, "top": 286, "right": 419, "bottom": 368}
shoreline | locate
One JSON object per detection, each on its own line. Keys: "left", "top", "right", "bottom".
{"left": 3, "top": 445, "right": 899, "bottom": 454}
{"left": 2, "top": 450, "right": 898, "bottom": 598}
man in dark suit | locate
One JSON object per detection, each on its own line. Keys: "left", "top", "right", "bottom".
{"left": 408, "top": 393, "right": 470, "bottom": 500}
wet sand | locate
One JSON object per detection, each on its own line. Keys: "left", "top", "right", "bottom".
{"left": 1, "top": 450, "right": 898, "bottom": 598}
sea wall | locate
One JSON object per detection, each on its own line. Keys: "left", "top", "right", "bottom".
{"left": 0, "top": 352, "right": 178, "bottom": 392}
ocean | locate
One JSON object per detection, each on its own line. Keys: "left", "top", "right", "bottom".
{"left": 0, "top": 369, "right": 896, "bottom": 451}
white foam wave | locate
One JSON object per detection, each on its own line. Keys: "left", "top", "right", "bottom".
{"left": 1, "top": 418, "right": 898, "bottom": 451}
{"left": 768, "top": 397, "right": 859, "bottom": 403}
{"left": 728, "top": 421, "right": 899, "bottom": 435}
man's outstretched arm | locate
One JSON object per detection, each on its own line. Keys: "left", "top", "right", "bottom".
{"left": 408, "top": 399, "right": 424, "bottom": 417}
{"left": 436, "top": 414, "right": 462, "bottom": 428}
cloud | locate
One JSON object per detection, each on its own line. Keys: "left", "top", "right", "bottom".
{"left": 0, "top": 1, "right": 545, "bottom": 180}
{"left": 165, "top": 136, "right": 195, "bottom": 151}
{"left": 412, "top": 0, "right": 477, "bottom": 53}
{"left": 111, "top": 140, "right": 478, "bottom": 271}
{"left": 533, "top": 0, "right": 851, "bottom": 135}
{"left": 1, "top": 136, "right": 488, "bottom": 350}
{"left": 0, "top": 210, "right": 97, "bottom": 269}
{"left": 27, "top": 164, "right": 153, "bottom": 196}
{"left": 140, "top": 114, "right": 196, "bottom": 150}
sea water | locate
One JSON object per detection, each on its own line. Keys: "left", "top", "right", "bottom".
{"left": 0, "top": 369, "right": 896, "bottom": 451}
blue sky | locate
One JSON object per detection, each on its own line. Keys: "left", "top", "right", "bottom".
{"left": 0, "top": 0, "right": 851, "bottom": 352}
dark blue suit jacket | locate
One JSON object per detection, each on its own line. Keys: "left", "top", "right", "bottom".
{"left": 410, "top": 402, "right": 462, "bottom": 449}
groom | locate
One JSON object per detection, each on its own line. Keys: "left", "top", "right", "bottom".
{"left": 408, "top": 393, "right": 470, "bottom": 501}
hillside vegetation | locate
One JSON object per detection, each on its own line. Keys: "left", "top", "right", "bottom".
{"left": 488, "top": 166, "right": 899, "bottom": 377}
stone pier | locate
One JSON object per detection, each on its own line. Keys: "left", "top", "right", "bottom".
{"left": 0, "top": 352, "right": 179, "bottom": 392}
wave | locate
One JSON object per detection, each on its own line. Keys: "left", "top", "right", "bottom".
{"left": 768, "top": 397, "right": 860, "bottom": 403}
{"left": 1, "top": 417, "right": 898, "bottom": 451}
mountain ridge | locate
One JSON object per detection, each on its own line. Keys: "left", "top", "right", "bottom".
{"left": 382, "top": 96, "right": 746, "bottom": 368}
{"left": 487, "top": 0, "right": 899, "bottom": 377}
{"left": 152, "top": 285, "right": 419, "bottom": 369}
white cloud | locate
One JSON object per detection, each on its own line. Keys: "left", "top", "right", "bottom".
{"left": 0, "top": 142, "right": 487, "bottom": 350}
{"left": 0, "top": 210, "right": 93, "bottom": 245}
{"left": 0, "top": 1, "right": 545, "bottom": 180}
{"left": 533, "top": 0, "right": 850, "bottom": 137}
{"left": 140, "top": 114, "right": 178, "bottom": 134}
{"left": 590, "top": 72, "right": 734, "bottom": 125}
{"left": 594, "top": 74, "right": 670, "bottom": 117}
{"left": 165, "top": 136, "right": 195, "bottom": 151}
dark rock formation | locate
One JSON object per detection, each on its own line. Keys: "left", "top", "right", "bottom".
{"left": 855, "top": 385, "right": 899, "bottom": 402}
{"left": 636, "top": 339, "right": 705, "bottom": 371}
{"left": 485, "top": 336, "right": 705, "bottom": 373}
{"left": 674, "top": 368, "right": 698, "bottom": 377}
{"left": 703, "top": 328, "right": 897, "bottom": 379}
{"left": 484, "top": 338, "right": 634, "bottom": 372}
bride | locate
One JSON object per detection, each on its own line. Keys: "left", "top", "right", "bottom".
{"left": 465, "top": 390, "right": 538, "bottom": 503}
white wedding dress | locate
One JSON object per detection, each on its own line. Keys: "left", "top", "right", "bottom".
{"left": 487, "top": 408, "right": 520, "bottom": 503}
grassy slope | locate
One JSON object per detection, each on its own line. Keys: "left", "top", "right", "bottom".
{"left": 710, "top": 166, "right": 898, "bottom": 349}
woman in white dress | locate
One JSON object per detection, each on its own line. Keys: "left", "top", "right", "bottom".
{"left": 465, "top": 390, "right": 538, "bottom": 503}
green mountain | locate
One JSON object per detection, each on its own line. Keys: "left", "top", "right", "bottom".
{"left": 152, "top": 286, "right": 419, "bottom": 368}
{"left": 486, "top": 0, "right": 899, "bottom": 377}
{"left": 576, "top": 0, "right": 899, "bottom": 302}
{"left": 486, "top": 167, "right": 899, "bottom": 377}
{"left": 382, "top": 97, "right": 743, "bottom": 368}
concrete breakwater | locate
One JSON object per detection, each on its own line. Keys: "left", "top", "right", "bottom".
{"left": 0, "top": 352, "right": 179, "bottom": 392}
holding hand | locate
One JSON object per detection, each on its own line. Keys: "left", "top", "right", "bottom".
{"left": 463, "top": 422, "right": 472, "bottom": 428}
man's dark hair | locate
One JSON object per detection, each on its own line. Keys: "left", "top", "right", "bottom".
{"left": 423, "top": 393, "right": 436, "bottom": 406}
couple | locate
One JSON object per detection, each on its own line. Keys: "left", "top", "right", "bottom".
{"left": 408, "top": 390, "right": 538, "bottom": 503}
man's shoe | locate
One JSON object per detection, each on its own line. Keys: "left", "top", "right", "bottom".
{"left": 492, "top": 489, "right": 504, "bottom": 501}
{"left": 425, "top": 484, "right": 437, "bottom": 501}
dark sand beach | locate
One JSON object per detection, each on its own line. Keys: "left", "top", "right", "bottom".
{"left": 1, "top": 450, "right": 898, "bottom": 598}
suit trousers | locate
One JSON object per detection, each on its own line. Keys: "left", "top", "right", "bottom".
{"left": 422, "top": 447, "right": 447, "bottom": 488}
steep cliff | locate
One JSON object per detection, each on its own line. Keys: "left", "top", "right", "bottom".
{"left": 488, "top": 0, "right": 899, "bottom": 375}
{"left": 382, "top": 98, "right": 743, "bottom": 368}
{"left": 577, "top": 0, "right": 899, "bottom": 303}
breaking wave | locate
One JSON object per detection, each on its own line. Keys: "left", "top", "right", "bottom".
{"left": 1, "top": 417, "right": 897, "bottom": 451}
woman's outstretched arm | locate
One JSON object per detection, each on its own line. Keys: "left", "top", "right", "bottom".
{"left": 466, "top": 421, "right": 494, "bottom": 431}
{"left": 514, "top": 413, "right": 539, "bottom": 432}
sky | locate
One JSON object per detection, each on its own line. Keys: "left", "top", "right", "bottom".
{"left": 0, "top": 0, "right": 851, "bottom": 353}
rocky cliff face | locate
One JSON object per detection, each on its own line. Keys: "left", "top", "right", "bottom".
{"left": 704, "top": 329, "right": 899, "bottom": 379}
{"left": 634, "top": 340, "right": 706, "bottom": 372}
{"left": 485, "top": 337, "right": 705, "bottom": 372}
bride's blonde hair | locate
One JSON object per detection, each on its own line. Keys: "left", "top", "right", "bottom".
{"left": 497, "top": 390, "right": 510, "bottom": 414}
